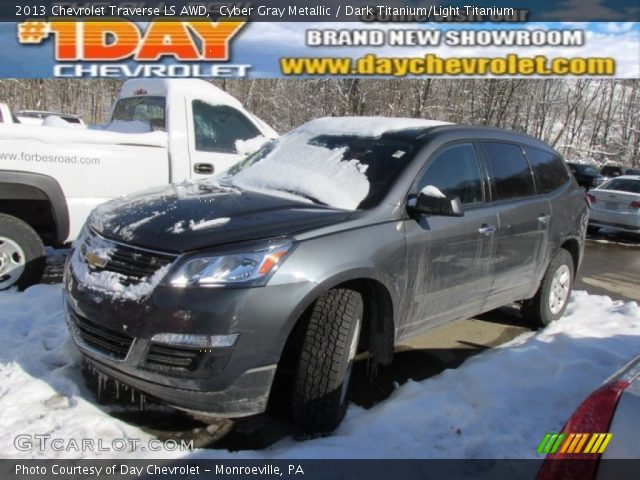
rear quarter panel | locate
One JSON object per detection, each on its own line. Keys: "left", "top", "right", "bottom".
{"left": 549, "top": 182, "right": 588, "bottom": 273}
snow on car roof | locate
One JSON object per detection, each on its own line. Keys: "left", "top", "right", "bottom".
{"left": 118, "top": 79, "right": 244, "bottom": 110}
{"left": 300, "top": 116, "right": 452, "bottom": 137}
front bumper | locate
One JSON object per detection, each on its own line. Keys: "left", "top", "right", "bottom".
{"left": 64, "top": 265, "right": 314, "bottom": 417}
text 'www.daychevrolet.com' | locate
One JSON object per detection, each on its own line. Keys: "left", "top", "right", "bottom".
{"left": 280, "top": 54, "right": 616, "bottom": 77}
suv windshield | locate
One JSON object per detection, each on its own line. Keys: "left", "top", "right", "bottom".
{"left": 220, "top": 131, "right": 417, "bottom": 210}
{"left": 111, "top": 96, "right": 166, "bottom": 131}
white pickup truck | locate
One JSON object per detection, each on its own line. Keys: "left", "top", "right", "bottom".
{"left": 0, "top": 79, "right": 277, "bottom": 289}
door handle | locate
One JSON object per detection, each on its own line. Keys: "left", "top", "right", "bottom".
{"left": 478, "top": 224, "right": 496, "bottom": 235}
{"left": 194, "top": 163, "right": 214, "bottom": 174}
{"left": 538, "top": 214, "right": 550, "bottom": 225}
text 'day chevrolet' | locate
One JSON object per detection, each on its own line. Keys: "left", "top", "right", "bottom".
{"left": 64, "top": 117, "right": 588, "bottom": 432}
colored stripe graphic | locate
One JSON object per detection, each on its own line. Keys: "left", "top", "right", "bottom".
{"left": 537, "top": 433, "right": 565, "bottom": 454}
{"left": 537, "top": 434, "right": 552, "bottom": 454}
{"left": 538, "top": 433, "right": 613, "bottom": 454}
{"left": 550, "top": 433, "right": 565, "bottom": 454}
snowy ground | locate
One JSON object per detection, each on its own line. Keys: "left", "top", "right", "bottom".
{"left": 0, "top": 285, "right": 639, "bottom": 459}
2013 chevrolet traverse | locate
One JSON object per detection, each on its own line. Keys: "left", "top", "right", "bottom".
{"left": 64, "top": 117, "right": 588, "bottom": 432}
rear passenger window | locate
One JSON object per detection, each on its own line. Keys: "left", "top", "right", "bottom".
{"left": 417, "top": 143, "right": 484, "bottom": 205}
{"left": 482, "top": 142, "right": 535, "bottom": 201}
{"left": 524, "top": 147, "right": 570, "bottom": 194}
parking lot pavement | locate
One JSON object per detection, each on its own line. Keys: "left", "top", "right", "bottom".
{"left": 574, "top": 236, "right": 640, "bottom": 303}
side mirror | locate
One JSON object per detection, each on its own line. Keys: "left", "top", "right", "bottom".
{"left": 408, "top": 186, "right": 464, "bottom": 217}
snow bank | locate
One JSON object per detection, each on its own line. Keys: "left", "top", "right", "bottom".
{"left": 0, "top": 289, "right": 638, "bottom": 458}
{"left": 0, "top": 285, "right": 161, "bottom": 459}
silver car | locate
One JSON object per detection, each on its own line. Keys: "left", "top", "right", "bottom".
{"left": 587, "top": 175, "right": 640, "bottom": 234}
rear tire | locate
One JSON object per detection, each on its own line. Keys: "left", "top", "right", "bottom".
{"left": 291, "top": 289, "right": 363, "bottom": 433}
{"left": 521, "top": 249, "right": 574, "bottom": 327}
{"left": 0, "top": 214, "right": 45, "bottom": 290}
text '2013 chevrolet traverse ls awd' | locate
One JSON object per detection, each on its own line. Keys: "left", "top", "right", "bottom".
{"left": 64, "top": 117, "right": 588, "bottom": 433}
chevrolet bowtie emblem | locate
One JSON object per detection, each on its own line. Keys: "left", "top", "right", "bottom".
{"left": 84, "top": 250, "right": 108, "bottom": 269}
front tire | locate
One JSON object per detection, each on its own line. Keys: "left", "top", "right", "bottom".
{"left": 291, "top": 289, "right": 363, "bottom": 433}
{"left": 0, "top": 214, "right": 45, "bottom": 290}
{"left": 521, "top": 249, "right": 574, "bottom": 327}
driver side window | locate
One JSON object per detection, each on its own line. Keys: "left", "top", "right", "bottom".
{"left": 417, "top": 143, "right": 484, "bottom": 205}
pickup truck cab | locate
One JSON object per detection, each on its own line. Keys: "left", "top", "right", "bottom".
{"left": 0, "top": 79, "right": 277, "bottom": 290}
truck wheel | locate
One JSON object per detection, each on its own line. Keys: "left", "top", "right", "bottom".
{"left": 0, "top": 214, "right": 46, "bottom": 290}
{"left": 291, "top": 289, "right": 363, "bottom": 433}
{"left": 521, "top": 249, "right": 574, "bottom": 327}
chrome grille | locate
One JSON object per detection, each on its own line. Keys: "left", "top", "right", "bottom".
{"left": 82, "top": 230, "right": 176, "bottom": 286}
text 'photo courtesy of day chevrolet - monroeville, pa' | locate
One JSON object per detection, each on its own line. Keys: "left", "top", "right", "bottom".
{"left": 0, "top": 1, "right": 639, "bottom": 480}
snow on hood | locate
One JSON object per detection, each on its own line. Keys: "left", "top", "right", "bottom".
{"left": 87, "top": 181, "right": 240, "bottom": 237}
{"left": 226, "top": 117, "right": 450, "bottom": 211}
{"left": 169, "top": 217, "right": 231, "bottom": 234}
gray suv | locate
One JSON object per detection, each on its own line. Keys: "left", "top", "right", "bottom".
{"left": 64, "top": 118, "right": 588, "bottom": 432}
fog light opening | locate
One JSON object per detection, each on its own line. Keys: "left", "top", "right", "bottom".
{"left": 150, "top": 333, "right": 239, "bottom": 348}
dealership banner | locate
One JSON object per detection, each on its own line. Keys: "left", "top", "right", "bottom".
{"left": 0, "top": 0, "right": 638, "bottom": 78}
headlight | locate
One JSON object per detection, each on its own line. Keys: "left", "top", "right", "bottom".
{"left": 168, "top": 240, "right": 293, "bottom": 287}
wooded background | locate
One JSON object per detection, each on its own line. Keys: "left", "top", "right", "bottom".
{"left": 1, "top": 78, "right": 638, "bottom": 167}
